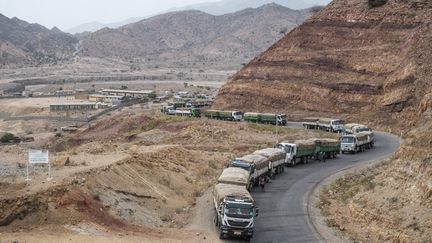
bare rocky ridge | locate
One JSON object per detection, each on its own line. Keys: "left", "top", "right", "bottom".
{"left": 79, "top": 4, "right": 313, "bottom": 66}
{"left": 0, "top": 14, "right": 77, "bottom": 66}
{"left": 213, "top": 0, "right": 432, "bottom": 130}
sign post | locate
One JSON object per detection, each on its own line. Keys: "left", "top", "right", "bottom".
{"left": 28, "top": 149, "right": 51, "bottom": 181}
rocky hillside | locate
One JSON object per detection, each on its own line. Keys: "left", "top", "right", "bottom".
{"left": 0, "top": 14, "right": 77, "bottom": 66}
{"left": 79, "top": 4, "right": 313, "bottom": 65}
{"left": 213, "top": 0, "right": 432, "bottom": 129}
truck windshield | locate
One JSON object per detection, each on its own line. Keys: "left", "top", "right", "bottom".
{"left": 357, "top": 127, "right": 371, "bottom": 132}
{"left": 276, "top": 144, "right": 291, "bottom": 153}
{"left": 341, "top": 137, "right": 354, "bottom": 143}
{"left": 233, "top": 112, "right": 242, "bottom": 116}
{"left": 231, "top": 160, "right": 252, "bottom": 171}
{"left": 225, "top": 203, "right": 254, "bottom": 219}
{"left": 332, "top": 120, "right": 342, "bottom": 125}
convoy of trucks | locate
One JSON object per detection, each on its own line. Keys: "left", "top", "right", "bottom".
{"left": 161, "top": 106, "right": 289, "bottom": 125}
{"left": 161, "top": 101, "right": 378, "bottom": 240}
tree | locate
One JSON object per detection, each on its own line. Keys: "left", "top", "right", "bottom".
{"left": 1, "top": 133, "right": 16, "bottom": 143}
{"left": 148, "top": 92, "right": 157, "bottom": 99}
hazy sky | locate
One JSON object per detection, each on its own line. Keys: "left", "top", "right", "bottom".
{"left": 1, "top": 0, "right": 330, "bottom": 31}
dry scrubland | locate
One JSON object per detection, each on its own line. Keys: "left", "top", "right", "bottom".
{"left": 0, "top": 105, "right": 334, "bottom": 242}
{"left": 319, "top": 108, "right": 432, "bottom": 242}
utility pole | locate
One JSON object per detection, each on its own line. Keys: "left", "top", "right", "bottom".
{"left": 275, "top": 112, "right": 279, "bottom": 144}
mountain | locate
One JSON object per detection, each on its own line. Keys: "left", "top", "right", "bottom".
{"left": 172, "top": 0, "right": 330, "bottom": 15}
{"left": 79, "top": 4, "right": 314, "bottom": 65}
{"left": 213, "top": 0, "right": 432, "bottom": 128}
{"left": 0, "top": 14, "right": 77, "bottom": 66}
{"left": 66, "top": 17, "right": 144, "bottom": 34}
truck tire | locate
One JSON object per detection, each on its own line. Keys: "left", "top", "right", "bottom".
{"left": 214, "top": 212, "right": 219, "bottom": 226}
{"left": 219, "top": 231, "right": 225, "bottom": 239}
{"left": 244, "top": 236, "right": 252, "bottom": 241}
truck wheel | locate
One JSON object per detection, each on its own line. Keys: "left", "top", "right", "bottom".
{"left": 214, "top": 212, "right": 219, "bottom": 226}
{"left": 244, "top": 236, "right": 252, "bottom": 241}
{"left": 219, "top": 232, "right": 225, "bottom": 239}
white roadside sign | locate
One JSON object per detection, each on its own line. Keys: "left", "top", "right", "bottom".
{"left": 28, "top": 150, "right": 49, "bottom": 164}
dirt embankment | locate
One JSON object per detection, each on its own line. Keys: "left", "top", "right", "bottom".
{"left": 0, "top": 107, "right": 332, "bottom": 241}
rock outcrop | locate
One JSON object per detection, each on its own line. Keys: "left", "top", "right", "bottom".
{"left": 213, "top": 0, "right": 432, "bottom": 129}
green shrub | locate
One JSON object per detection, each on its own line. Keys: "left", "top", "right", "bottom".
{"left": 147, "top": 92, "right": 157, "bottom": 99}
{"left": 368, "top": 0, "right": 387, "bottom": 8}
{"left": 1, "top": 133, "right": 16, "bottom": 143}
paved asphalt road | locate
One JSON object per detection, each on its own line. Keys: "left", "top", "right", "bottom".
{"left": 239, "top": 129, "right": 401, "bottom": 243}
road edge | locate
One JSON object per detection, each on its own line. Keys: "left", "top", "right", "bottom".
{"left": 305, "top": 132, "right": 403, "bottom": 243}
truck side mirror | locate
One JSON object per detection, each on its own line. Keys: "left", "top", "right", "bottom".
{"left": 255, "top": 207, "right": 259, "bottom": 217}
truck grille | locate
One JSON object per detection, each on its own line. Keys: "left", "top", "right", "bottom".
{"left": 228, "top": 220, "right": 249, "bottom": 227}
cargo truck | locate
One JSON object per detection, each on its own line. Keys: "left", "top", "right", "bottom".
{"left": 343, "top": 123, "right": 375, "bottom": 148}
{"left": 160, "top": 105, "right": 176, "bottom": 115}
{"left": 308, "top": 138, "right": 341, "bottom": 160}
{"left": 243, "top": 112, "right": 287, "bottom": 126}
{"left": 218, "top": 167, "right": 252, "bottom": 190}
{"left": 203, "top": 109, "right": 243, "bottom": 121}
{"left": 302, "top": 117, "right": 344, "bottom": 133}
{"left": 341, "top": 133, "right": 370, "bottom": 153}
{"left": 276, "top": 140, "right": 316, "bottom": 166}
{"left": 231, "top": 154, "right": 269, "bottom": 186}
{"left": 174, "top": 108, "right": 201, "bottom": 117}
{"left": 253, "top": 148, "right": 286, "bottom": 176}
{"left": 213, "top": 183, "right": 259, "bottom": 241}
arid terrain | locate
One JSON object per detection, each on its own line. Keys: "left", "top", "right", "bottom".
{"left": 0, "top": 103, "right": 334, "bottom": 242}
{"left": 1, "top": 0, "right": 431, "bottom": 242}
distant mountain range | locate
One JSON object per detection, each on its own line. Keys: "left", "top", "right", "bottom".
{"left": 172, "top": 0, "right": 329, "bottom": 15}
{"left": 0, "top": 14, "right": 77, "bottom": 66}
{"left": 0, "top": 3, "right": 318, "bottom": 66}
{"left": 66, "top": 17, "right": 144, "bottom": 34}
{"left": 79, "top": 3, "right": 315, "bottom": 65}
{"left": 66, "top": 0, "right": 329, "bottom": 34}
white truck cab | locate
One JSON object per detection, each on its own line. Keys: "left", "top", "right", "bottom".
{"left": 329, "top": 119, "right": 344, "bottom": 132}
{"left": 275, "top": 143, "right": 297, "bottom": 166}
{"left": 232, "top": 111, "right": 243, "bottom": 121}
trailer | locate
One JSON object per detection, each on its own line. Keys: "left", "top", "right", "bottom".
{"left": 203, "top": 109, "right": 243, "bottom": 121}
{"left": 213, "top": 183, "right": 258, "bottom": 241}
{"left": 309, "top": 138, "right": 341, "bottom": 160}
{"left": 253, "top": 148, "right": 286, "bottom": 176}
{"left": 218, "top": 167, "right": 251, "bottom": 190}
{"left": 302, "top": 117, "right": 344, "bottom": 133}
{"left": 174, "top": 108, "right": 201, "bottom": 117}
{"left": 243, "top": 112, "right": 287, "bottom": 126}
{"left": 276, "top": 140, "right": 316, "bottom": 166}
{"left": 231, "top": 154, "right": 269, "bottom": 186}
